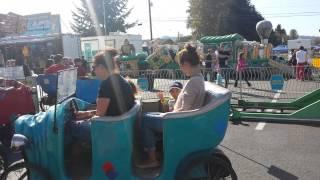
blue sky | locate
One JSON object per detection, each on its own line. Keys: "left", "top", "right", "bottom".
{"left": 251, "top": 0, "right": 320, "bottom": 36}
{"left": 0, "top": 0, "right": 319, "bottom": 39}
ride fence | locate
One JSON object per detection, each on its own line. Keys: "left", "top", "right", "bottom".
{"left": 225, "top": 66, "right": 320, "bottom": 104}
{"left": 34, "top": 66, "right": 320, "bottom": 108}
{"left": 120, "top": 69, "right": 189, "bottom": 100}
{"left": 121, "top": 66, "right": 320, "bottom": 103}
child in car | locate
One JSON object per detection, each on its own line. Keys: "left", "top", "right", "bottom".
{"left": 157, "top": 81, "right": 183, "bottom": 112}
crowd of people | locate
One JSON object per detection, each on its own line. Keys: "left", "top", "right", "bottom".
{"left": 44, "top": 54, "right": 89, "bottom": 77}
{"left": 0, "top": 54, "right": 90, "bottom": 78}
{"left": 203, "top": 46, "right": 251, "bottom": 88}
{"left": 289, "top": 46, "right": 313, "bottom": 81}
{"left": 204, "top": 46, "right": 232, "bottom": 86}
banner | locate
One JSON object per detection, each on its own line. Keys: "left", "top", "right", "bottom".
{"left": 57, "top": 68, "right": 77, "bottom": 103}
{"left": 23, "top": 13, "right": 61, "bottom": 36}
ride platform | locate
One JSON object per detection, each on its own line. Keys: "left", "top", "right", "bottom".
{"left": 231, "top": 89, "right": 320, "bottom": 122}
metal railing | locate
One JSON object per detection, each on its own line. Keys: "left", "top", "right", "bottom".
{"left": 121, "top": 69, "right": 188, "bottom": 100}
{"left": 227, "top": 66, "right": 320, "bottom": 103}
{"left": 33, "top": 66, "right": 320, "bottom": 107}
{"left": 121, "top": 66, "right": 320, "bottom": 102}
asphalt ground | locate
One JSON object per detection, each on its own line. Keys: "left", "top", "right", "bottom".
{"left": 221, "top": 121, "right": 320, "bottom": 180}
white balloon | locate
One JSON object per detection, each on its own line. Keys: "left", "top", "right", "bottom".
{"left": 256, "top": 20, "right": 273, "bottom": 40}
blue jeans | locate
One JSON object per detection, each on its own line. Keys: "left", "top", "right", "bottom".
{"left": 141, "top": 113, "right": 163, "bottom": 151}
{"left": 67, "top": 120, "right": 91, "bottom": 143}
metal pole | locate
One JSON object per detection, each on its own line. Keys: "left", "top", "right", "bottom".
{"left": 103, "top": 0, "right": 107, "bottom": 36}
{"left": 240, "top": 71, "right": 243, "bottom": 100}
{"left": 53, "top": 72, "right": 59, "bottom": 133}
{"left": 148, "top": 0, "right": 153, "bottom": 40}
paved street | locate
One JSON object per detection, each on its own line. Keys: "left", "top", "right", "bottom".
{"left": 222, "top": 121, "right": 320, "bottom": 180}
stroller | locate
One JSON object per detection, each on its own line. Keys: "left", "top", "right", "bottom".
{"left": 0, "top": 80, "right": 35, "bottom": 172}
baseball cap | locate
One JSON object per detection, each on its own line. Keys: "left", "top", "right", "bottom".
{"left": 169, "top": 81, "right": 183, "bottom": 91}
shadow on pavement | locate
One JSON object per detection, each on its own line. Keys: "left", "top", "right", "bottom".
{"left": 231, "top": 121, "right": 250, "bottom": 127}
{"left": 268, "top": 165, "right": 298, "bottom": 180}
{"left": 220, "top": 145, "right": 298, "bottom": 180}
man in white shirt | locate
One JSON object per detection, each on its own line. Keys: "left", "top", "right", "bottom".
{"left": 295, "top": 46, "right": 307, "bottom": 80}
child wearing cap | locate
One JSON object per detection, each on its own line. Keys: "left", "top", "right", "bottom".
{"left": 138, "top": 45, "right": 205, "bottom": 169}
{"left": 157, "top": 81, "right": 183, "bottom": 112}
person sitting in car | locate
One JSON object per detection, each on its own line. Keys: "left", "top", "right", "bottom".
{"left": 157, "top": 81, "right": 183, "bottom": 112}
{"left": 68, "top": 48, "right": 135, "bottom": 143}
{"left": 137, "top": 44, "right": 205, "bottom": 168}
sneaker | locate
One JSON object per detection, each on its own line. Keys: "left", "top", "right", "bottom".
{"left": 136, "top": 160, "right": 160, "bottom": 169}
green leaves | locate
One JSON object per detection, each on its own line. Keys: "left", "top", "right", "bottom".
{"left": 269, "top": 24, "right": 289, "bottom": 46}
{"left": 289, "top": 29, "right": 299, "bottom": 40}
{"left": 71, "top": 0, "right": 135, "bottom": 37}
{"left": 187, "top": 0, "right": 263, "bottom": 41}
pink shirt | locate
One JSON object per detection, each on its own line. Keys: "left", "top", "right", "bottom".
{"left": 236, "top": 58, "right": 246, "bottom": 72}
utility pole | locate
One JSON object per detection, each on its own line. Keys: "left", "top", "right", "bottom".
{"left": 148, "top": 0, "right": 153, "bottom": 40}
{"left": 103, "top": 0, "right": 107, "bottom": 36}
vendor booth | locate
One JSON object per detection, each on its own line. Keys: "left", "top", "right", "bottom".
{"left": 0, "top": 13, "right": 81, "bottom": 74}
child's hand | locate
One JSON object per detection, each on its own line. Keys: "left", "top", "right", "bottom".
{"left": 157, "top": 91, "right": 164, "bottom": 100}
{"left": 74, "top": 111, "right": 94, "bottom": 120}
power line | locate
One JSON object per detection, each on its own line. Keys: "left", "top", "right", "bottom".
{"left": 136, "top": 11, "right": 320, "bottom": 22}
{"left": 136, "top": 12, "right": 320, "bottom": 22}
{"left": 252, "top": 3, "right": 320, "bottom": 9}
{"left": 266, "top": 13, "right": 320, "bottom": 18}
{"left": 262, "top": 11, "right": 320, "bottom": 15}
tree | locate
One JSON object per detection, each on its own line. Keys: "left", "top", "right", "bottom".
{"left": 176, "top": 35, "right": 193, "bottom": 42}
{"left": 269, "top": 30, "right": 278, "bottom": 45}
{"left": 72, "top": 2, "right": 96, "bottom": 37}
{"left": 312, "top": 37, "right": 320, "bottom": 45}
{"left": 289, "top": 29, "right": 299, "bottom": 40}
{"left": 269, "top": 24, "right": 288, "bottom": 46}
{"left": 161, "top": 39, "right": 175, "bottom": 45}
{"left": 72, "top": 0, "right": 135, "bottom": 37}
{"left": 187, "top": 0, "right": 264, "bottom": 41}
{"left": 276, "top": 24, "right": 288, "bottom": 44}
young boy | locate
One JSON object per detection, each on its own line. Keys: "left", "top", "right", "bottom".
{"left": 157, "top": 81, "right": 183, "bottom": 112}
